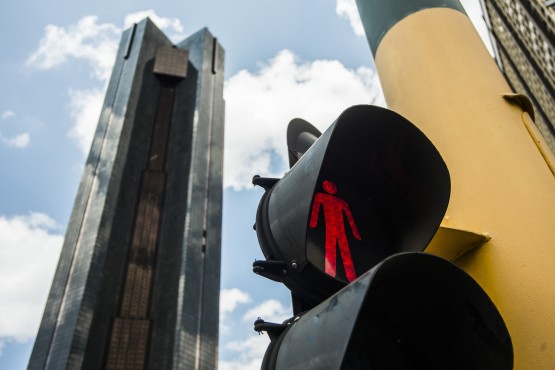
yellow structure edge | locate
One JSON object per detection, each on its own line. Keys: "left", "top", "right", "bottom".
{"left": 426, "top": 225, "right": 490, "bottom": 262}
{"left": 374, "top": 8, "right": 555, "bottom": 369}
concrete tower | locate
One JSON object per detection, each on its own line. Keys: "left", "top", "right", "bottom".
{"left": 28, "top": 18, "right": 224, "bottom": 370}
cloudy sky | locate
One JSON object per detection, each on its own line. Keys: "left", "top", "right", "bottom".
{"left": 0, "top": 0, "right": 490, "bottom": 368}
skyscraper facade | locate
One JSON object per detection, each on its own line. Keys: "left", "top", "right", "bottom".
{"left": 28, "top": 18, "right": 224, "bottom": 370}
{"left": 480, "top": 0, "right": 555, "bottom": 153}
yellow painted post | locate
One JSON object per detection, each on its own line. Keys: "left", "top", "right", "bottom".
{"left": 356, "top": 0, "right": 555, "bottom": 368}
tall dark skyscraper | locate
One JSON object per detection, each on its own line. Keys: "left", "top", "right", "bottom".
{"left": 28, "top": 18, "right": 224, "bottom": 370}
{"left": 480, "top": 0, "right": 555, "bottom": 153}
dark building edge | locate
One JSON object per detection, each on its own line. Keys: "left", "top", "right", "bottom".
{"left": 27, "top": 22, "right": 144, "bottom": 370}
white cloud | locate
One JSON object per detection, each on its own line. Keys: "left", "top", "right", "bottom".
{"left": 0, "top": 213, "right": 63, "bottom": 345}
{"left": 0, "top": 132, "right": 30, "bottom": 148}
{"left": 27, "top": 12, "right": 187, "bottom": 81}
{"left": 7, "top": 133, "right": 30, "bottom": 148}
{"left": 224, "top": 49, "right": 385, "bottom": 190}
{"left": 1, "top": 111, "right": 15, "bottom": 120}
{"left": 336, "top": 0, "right": 365, "bottom": 37}
{"left": 220, "top": 288, "right": 252, "bottom": 320}
{"left": 27, "top": 16, "right": 115, "bottom": 154}
{"left": 68, "top": 88, "right": 105, "bottom": 154}
{"left": 220, "top": 334, "right": 271, "bottom": 370}
{"left": 0, "top": 110, "right": 29, "bottom": 148}
{"left": 220, "top": 288, "right": 252, "bottom": 334}
{"left": 242, "top": 299, "right": 291, "bottom": 324}
{"left": 26, "top": 15, "right": 120, "bottom": 81}
{"left": 220, "top": 298, "right": 291, "bottom": 368}
{"left": 124, "top": 10, "right": 185, "bottom": 41}
{"left": 28, "top": 12, "right": 187, "bottom": 154}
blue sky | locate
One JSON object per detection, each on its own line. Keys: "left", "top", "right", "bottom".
{"left": 0, "top": 0, "right": 489, "bottom": 368}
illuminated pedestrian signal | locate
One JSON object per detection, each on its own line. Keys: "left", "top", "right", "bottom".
{"left": 309, "top": 180, "right": 361, "bottom": 282}
{"left": 253, "top": 105, "right": 450, "bottom": 306}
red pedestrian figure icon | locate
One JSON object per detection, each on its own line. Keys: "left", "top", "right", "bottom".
{"left": 309, "top": 180, "right": 361, "bottom": 282}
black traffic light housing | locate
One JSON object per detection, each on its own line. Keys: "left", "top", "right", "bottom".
{"left": 254, "top": 105, "right": 450, "bottom": 307}
{"left": 257, "top": 253, "right": 513, "bottom": 370}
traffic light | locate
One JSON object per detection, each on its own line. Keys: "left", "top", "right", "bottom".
{"left": 253, "top": 105, "right": 451, "bottom": 308}
{"left": 255, "top": 252, "right": 513, "bottom": 369}
{"left": 250, "top": 105, "right": 513, "bottom": 368}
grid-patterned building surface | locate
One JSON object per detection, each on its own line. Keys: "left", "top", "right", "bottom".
{"left": 28, "top": 18, "right": 224, "bottom": 370}
{"left": 480, "top": 0, "right": 555, "bottom": 153}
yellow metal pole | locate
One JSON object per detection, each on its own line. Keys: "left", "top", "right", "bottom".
{"left": 356, "top": 1, "right": 555, "bottom": 368}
